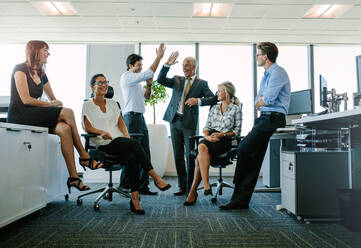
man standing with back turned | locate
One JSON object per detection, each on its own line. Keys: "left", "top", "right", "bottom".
{"left": 220, "top": 42, "right": 291, "bottom": 210}
{"left": 119, "top": 43, "right": 165, "bottom": 195}
{"left": 157, "top": 52, "right": 217, "bottom": 196}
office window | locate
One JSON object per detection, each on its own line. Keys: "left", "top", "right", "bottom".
{"left": 314, "top": 46, "right": 361, "bottom": 112}
{"left": 0, "top": 44, "right": 86, "bottom": 131}
{"left": 0, "top": 44, "right": 26, "bottom": 96}
{"left": 257, "top": 45, "right": 309, "bottom": 110}
{"left": 199, "top": 44, "right": 253, "bottom": 135}
{"left": 46, "top": 44, "right": 87, "bottom": 131}
{"left": 141, "top": 44, "right": 195, "bottom": 130}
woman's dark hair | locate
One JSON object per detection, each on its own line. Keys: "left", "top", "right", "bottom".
{"left": 25, "top": 40, "right": 49, "bottom": 77}
{"left": 89, "top": 73, "right": 105, "bottom": 86}
{"left": 126, "top": 54, "right": 143, "bottom": 70}
{"left": 257, "top": 42, "right": 278, "bottom": 63}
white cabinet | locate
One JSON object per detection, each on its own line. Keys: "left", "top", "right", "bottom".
{"left": 47, "top": 134, "right": 69, "bottom": 202}
{"left": 0, "top": 123, "right": 48, "bottom": 228}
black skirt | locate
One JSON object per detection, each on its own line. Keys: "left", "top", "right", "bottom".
{"left": 199, "top": 129, "right": 232, "bottom": 157}
{"left": 7, "top": 106, "right": 62, "bottom": 133}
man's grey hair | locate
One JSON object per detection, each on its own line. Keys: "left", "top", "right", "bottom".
{"left": 184, "top": 56, "right": 198, "bottom": 68}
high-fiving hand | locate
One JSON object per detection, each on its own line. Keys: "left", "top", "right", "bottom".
{"left": 166, "top": 51, "right": 179, "bottom": 66}
{"left": 156, "top": 43, "right": 166, "bottom": 59}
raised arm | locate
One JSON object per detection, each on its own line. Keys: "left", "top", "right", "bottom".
{"left": 157, "top": 52, "right": 179, "bottom": 88}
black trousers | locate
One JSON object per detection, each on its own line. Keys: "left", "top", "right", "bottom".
{"left": 170, "top": 115, "right": 196, "bottom": 192}
{"left": 120, "top": 112, "right": 151, "bottom": 190}
{"left": 98, "top": 137, "right": 153, "bottom": 192}
{"left": 233, "top": 112, "right": 286, "bottom": 204}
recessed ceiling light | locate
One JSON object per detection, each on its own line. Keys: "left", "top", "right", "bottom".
{"left": 31, "top": 1, "right": 78, "bottom": 16}
{"left": 193, "top": 3, "right": 231, "bottom": 17}
{"left": 304, "top": 4, "right": 351, "bottom": 18}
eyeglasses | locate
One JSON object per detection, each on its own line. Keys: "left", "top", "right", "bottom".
{"left": 95, "top": 81, "right": 109, "bottom": 86}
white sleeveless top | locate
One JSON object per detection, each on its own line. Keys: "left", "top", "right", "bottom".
{"left": 81, "top": 98, "right": 124, "bottom": 147}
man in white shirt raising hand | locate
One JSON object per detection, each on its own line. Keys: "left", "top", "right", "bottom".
{"left": 119, "top": 43, "right": 165, "bottom": 195}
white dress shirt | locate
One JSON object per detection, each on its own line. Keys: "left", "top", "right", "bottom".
{"left": 120, "top": 69, "right": 154, "bottom": 114}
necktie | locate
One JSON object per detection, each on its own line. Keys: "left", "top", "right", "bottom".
{"left": 182, "top": 78, "right": 191, "bottom": 113}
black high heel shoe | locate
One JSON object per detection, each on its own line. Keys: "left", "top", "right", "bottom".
{"left": 204, "top": 187, "right": 213, "bottom": 196}
{"left": 130, "top": 200, "right": 145, "bottom": 215}
{"left": 184, "top": 193, "right": 198, "bottom": 206}
{"left": 154, "top": 181, "right": 171, "bottom": 191}
{"left": 66, "top": 177, "right": 90, "bottom": 194}
{"left": 79, "top": 157, "right": 103, "bottom": 171}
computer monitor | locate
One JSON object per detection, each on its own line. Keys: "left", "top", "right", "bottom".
{"left": 320, "top": 75, "right": 328, "bottom": 109}
{"left": 288, "top": 89, "right": 313, "bottom": 115}
{"left": 356, "top": 55, "right": 361, "bottom": 93}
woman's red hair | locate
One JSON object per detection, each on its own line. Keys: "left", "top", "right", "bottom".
{"left": 25, "top": 40, "right": 49, "bottom": 76}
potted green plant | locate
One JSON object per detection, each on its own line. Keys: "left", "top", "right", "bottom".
{"left": 144, "top": 80, "right": 168, "bottom": 124}
{"left": 144, "top": 80, "right": 169, "bottom": 177}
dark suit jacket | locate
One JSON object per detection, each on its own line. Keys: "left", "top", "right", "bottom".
{"left": 157, "top": 65, "right": 217, "bottom": 130}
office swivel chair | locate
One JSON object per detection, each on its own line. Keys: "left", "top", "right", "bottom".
{"left": 77, "top": 86, "right": 142, "bottom": 211}
{"left": 189, "top": 135, "right": 242, "bottom": 203}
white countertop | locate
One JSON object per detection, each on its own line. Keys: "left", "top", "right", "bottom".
{"left": 292, "top": 108, "right": 361, "bottom": 127}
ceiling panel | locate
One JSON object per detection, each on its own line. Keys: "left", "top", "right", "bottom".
{"left": 339, "top": 6, "right": 361, "bottom": 19}
{"left": 0, "top": 2, "right": 39, "bottom": 16}
{"left": 330, "top": 19, "right": 361, "bottom": 30}
{"left": 71, "top": 2, "right": 118, "bottom": 16}
{"left": 119, "top": 17, "right": 155, "bottom": 28}
{"left": 225, "top": 18, "right": 261, "bottom": 29}
{"left": 155, "top": 17, "right": 190, "bottom": 28}
{"left": 230, "top": 4, "right": 270, "bottom": 18}
{"left": 264, "top": 5, "right": 313, "bottom": 18}
{"left": 190, "top": 17, "right": 227, "bottom": 29}
{"left": 257, "top": 19, "right": 298, "bottom": 29}
{"left": 293, "top": 19, "right": 335, "bottom": 30}
{"left": 151, "top": 3, "right": 192, "bottom": 17}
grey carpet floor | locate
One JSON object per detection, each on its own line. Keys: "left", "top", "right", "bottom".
{"left": 0, "top": 177, "right": 360, "bottom": 248}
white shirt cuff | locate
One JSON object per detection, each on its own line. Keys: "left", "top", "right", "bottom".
{"left": 164, "top": 64, "right": 171, "bottom": 68}
{"left": 197, "top": 98, "right": 201, "bottom": 105}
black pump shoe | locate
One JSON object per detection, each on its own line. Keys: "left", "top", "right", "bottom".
{"left": 130, "top": 200, "right": 145, "bottom": 215}
{"left": 204, "top": 187, "right": 212, "bottom": 196}
{"left": 154, "top": 181, "right": 171, "bottom": 191}
{"left": 184, "top": 193, "right": 198, "bottom": 206}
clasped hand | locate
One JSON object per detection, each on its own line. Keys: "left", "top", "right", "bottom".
{"left": 205, "top": 132, "right": 223, "bottom": 142}
{"left": 100, "top": 131, "right": 112, "bottom": 140}
{"left": 51, "top": 100, "right": 63, "bottom": 107}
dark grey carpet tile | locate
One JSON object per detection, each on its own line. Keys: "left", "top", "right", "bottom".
{"left": 1, "top": 177, "right": 360, "bottom": 248}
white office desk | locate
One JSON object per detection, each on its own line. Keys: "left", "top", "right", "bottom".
{"left": 292, "top": 108, "right": 361, "bottom": 128}
{"left": 292, "top": 108, "right": 361, "bottom": 189}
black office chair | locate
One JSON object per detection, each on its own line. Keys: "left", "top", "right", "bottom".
{"left": 189, "top": 135, "right": 243, "bottom": 203}
{"left": 77, "top": 86, "right": 143, "bottom": 211}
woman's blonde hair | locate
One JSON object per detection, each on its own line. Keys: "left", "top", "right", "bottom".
{"left": 218, "top": 81, "right": 240, "bottom": 106}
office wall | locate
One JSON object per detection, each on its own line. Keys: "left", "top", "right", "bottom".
{"left": 85, "top": 44, "right": 135, "bottom": 108}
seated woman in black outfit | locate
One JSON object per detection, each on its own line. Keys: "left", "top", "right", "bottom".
{"left": 7, "top": 40, "right": 102, "bottom": 193}
{"left": 82, "top": 73, "right": 171, "bottom": 215}
{"left": 184, "top": 81, "right": 242, "bottom": 206}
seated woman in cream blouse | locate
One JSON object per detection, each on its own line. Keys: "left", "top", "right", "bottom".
{"left": 184, "top": 81, "right": 242, "bottom": 206}
{"left": 82, "top": 73, "right": 171, "bottom": 215}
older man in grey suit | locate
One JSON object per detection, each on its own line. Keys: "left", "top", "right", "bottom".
{"left": 157, "top": 52, "right": 217, "bottom": 196}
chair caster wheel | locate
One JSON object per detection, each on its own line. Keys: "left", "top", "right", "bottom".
{"left": 64, "top": 194, "right": 69, "bottom": 201}
{"left": 77, "top": 199, "right": 83, "bottom": 205}
{"left": 104, "top": 193, "right": 109, "bottom": 200}
{"left": 211, "top": 197, "right": 217, "bottom": 203}
{"left": 94, "top": 204, "right": 100, "bottom": 211}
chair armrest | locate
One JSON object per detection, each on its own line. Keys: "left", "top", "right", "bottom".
{"left": 129, "top": 133, "right": 144, "bottom": 138}
{"left": 81, "top": 133, "right": 97, "bottom": 138}
{"left": 189, "top": 135, "right": 204, "bottom": 142}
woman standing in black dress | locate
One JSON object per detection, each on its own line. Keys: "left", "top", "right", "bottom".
{"left": 7, "top": 40, "right": 102, "bottom": 193}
